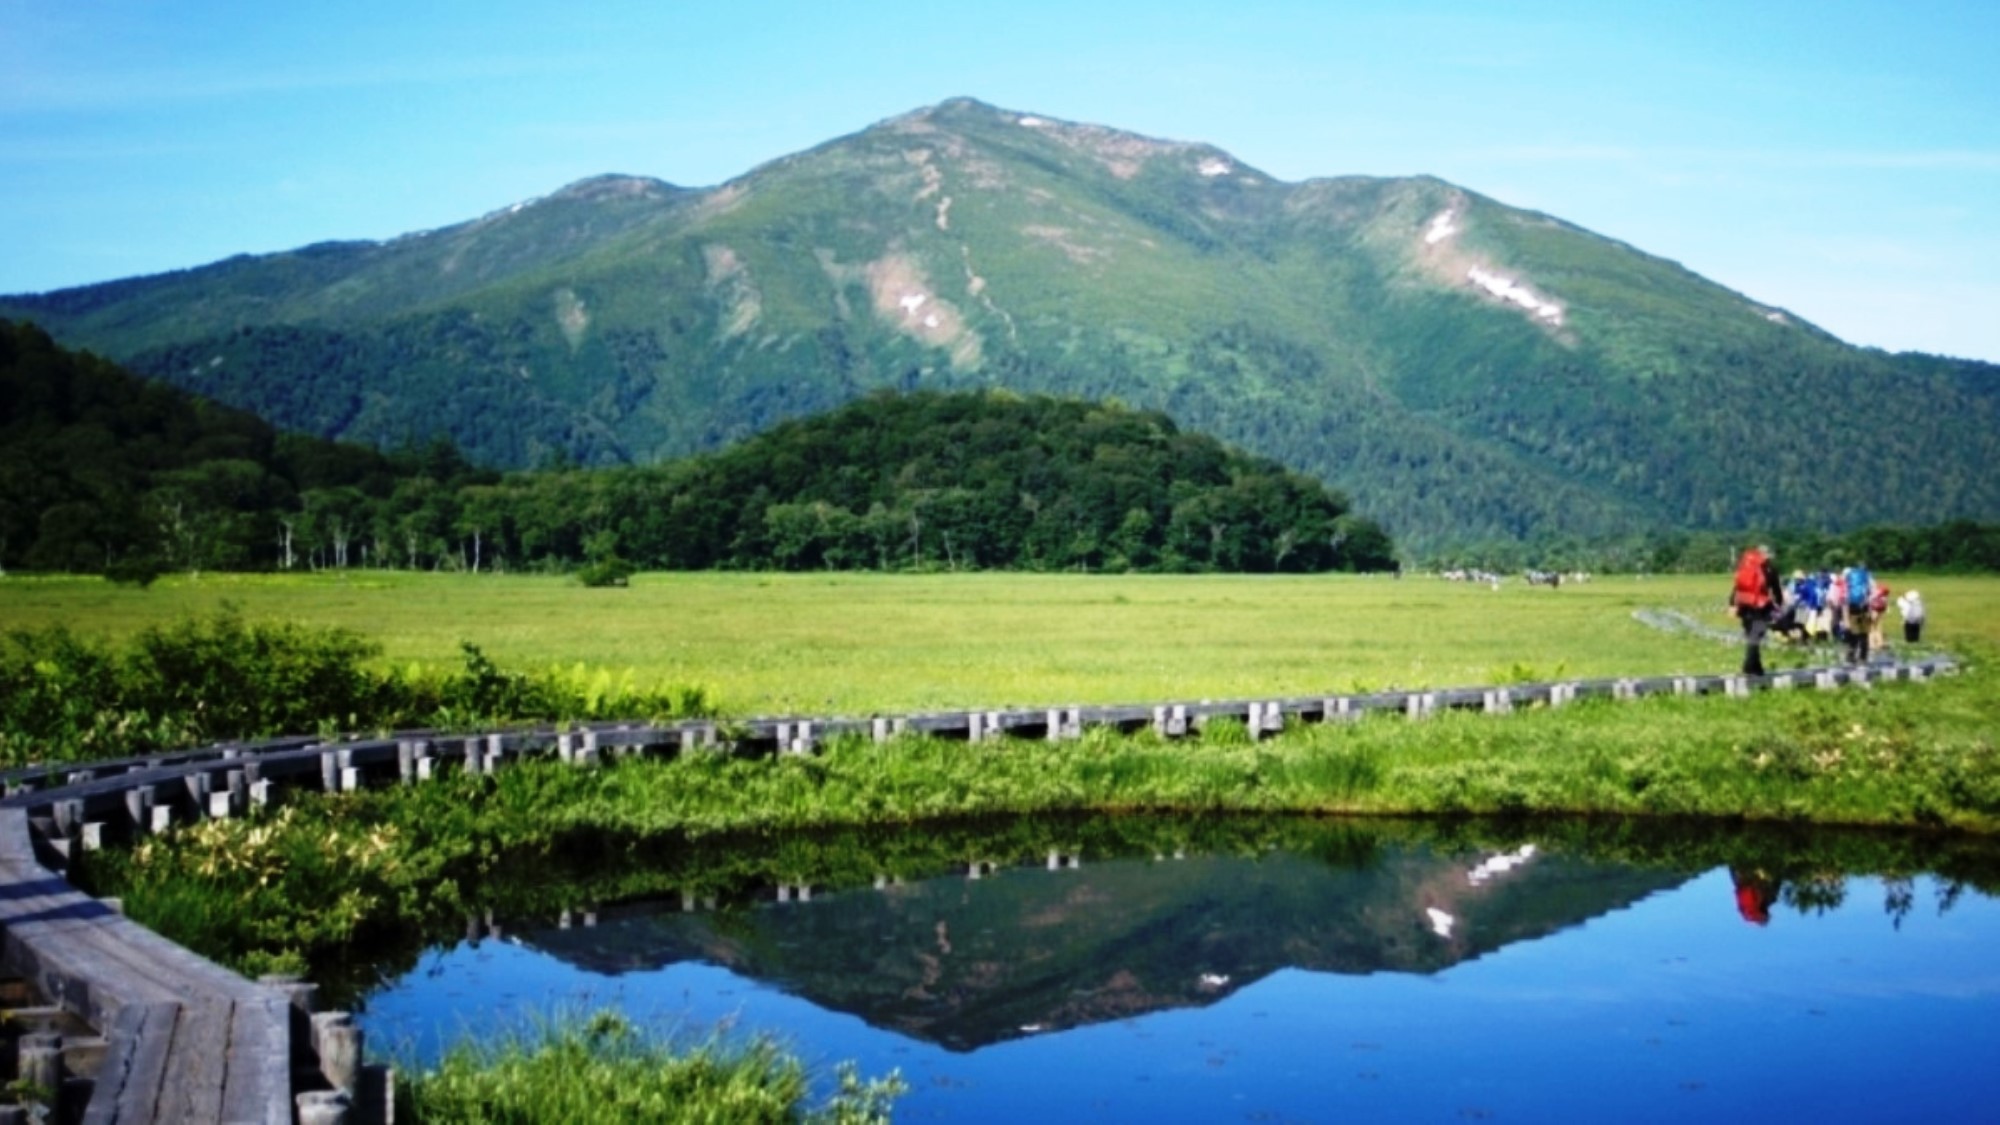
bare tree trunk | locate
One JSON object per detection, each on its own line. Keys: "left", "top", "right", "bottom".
{"left": 1274, "top": 529, "right": 1296, "bottom": 570}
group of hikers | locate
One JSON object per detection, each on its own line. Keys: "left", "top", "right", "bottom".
{"left": 1728, "top": 545, "right": 1926, "bottom": 677}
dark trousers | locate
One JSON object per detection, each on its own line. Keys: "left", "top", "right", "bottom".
{"left": 1905, "top": 621, "right": 1922, "bottom": 643}
{"left": 1846, "top": 610, "right": 1871, "bottom": 665}
{"left": 1739, "top": 607, "right": 1773, "bottom": 676}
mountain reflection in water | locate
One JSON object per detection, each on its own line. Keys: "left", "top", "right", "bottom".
{"left": 359, "top": 818, "right": 2000, "bottom": 1121}
{"left": 516, "top": 844, "right": 1684, "bottom": 1050}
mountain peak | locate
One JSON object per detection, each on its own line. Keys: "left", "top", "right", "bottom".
{"left": 7, "top": 102, "right": 1999, "bottom": 548}
{"left": 550, "top": 174, "right": 680, "bottom": 201}
{"left": 872, "top": 97, "right": 1261, "bottom": 185}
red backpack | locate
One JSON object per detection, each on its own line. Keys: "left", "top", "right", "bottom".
{"left": 1733, "top": 549, "right": 1770, "bottom": 609}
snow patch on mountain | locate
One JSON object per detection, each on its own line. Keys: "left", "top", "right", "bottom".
{"left": 1467, "top": 266, "right": 1565, "bottom": 325}
{"left": 1425, "top": 209, "right": 1459, "bottom": 245}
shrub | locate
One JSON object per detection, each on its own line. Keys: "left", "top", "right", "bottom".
{"left": 0, "top": 612, "right": 712, "bottom": 765}
{"left": 576, "top": 557, "right": 634, "bottom": 588}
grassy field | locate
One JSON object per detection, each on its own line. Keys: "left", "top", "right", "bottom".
{"left": 7, "top": 570, "right": 1995, "bottom": 717}
{"left": 44, "top": 569, "right": 1996, "bottom": 1121}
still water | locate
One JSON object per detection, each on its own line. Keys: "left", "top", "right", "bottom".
{"left": 359, "top": 821, "right": 2000, "bottom": 1121}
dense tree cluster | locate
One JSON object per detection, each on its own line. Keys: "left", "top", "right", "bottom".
{"left": 586, "top": 390, "right": 1398, "bottom": 572}
{"left": 0, "top": 321, "right": 1396, "bottom": 575}
{"left": 0, "top": 319, "right": 461, "bottom": 575}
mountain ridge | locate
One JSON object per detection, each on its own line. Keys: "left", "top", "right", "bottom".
{"left": 7, "top": 97, "right": 1997, "bottom": 550}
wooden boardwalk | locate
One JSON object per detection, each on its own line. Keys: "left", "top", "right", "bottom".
{"left": 0, "top": 655, "right": 1956, "bottom": 1122}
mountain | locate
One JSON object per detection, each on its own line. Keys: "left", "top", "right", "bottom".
{"left": 520, "top": 843, "right": 1688, "bottom": 1051}
{"left": 7, "top": 97, "right": 1999, "bottom": 551}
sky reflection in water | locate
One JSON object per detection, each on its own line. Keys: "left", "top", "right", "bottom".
{"left": 361, "top": 835, "right": 2000, "bottom": 1122}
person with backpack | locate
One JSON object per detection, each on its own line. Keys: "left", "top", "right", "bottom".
{"left": 1867, "top": 579, "right": 1891, "bottom": 654}
{"left": 1897, "top": 589, "right": 1926, "bottom": 644}
{"left": 1841, "top": 561, "right": 1875, "bottom": 665}
{"left": 1729, "top": 544, "right": 1785, "bottom": 677}
{"left": 1829, "top": 570, "right": 1850, "bottom": 644}
{"left": 1791, "top": 570, "right": 1827, "bottom": 643}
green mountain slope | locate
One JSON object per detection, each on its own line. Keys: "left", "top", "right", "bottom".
{"left": 7, "top": 98, "right": 1998, "bottom": 550}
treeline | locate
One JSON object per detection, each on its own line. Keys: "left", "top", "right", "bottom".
{"left": 1, "top": 320, "right": 1396, "bottom": 576}
{"left": 0, "top": 319, "right": 470, "bottom": 576}
{"left": 1429, "top": 522, "right": 2000, "bottom": 575}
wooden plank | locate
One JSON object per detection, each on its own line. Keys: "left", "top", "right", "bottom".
{"left": 153, "top": 1000, "right": 228, "bottom": 1124}
{"left": 81, "top": 1001, "right": 179, "bottom": 1125}
{"left": 221, "top": 992, "right": 292, "bottom": 1125}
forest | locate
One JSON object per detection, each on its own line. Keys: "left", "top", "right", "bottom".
{"left": 0, "top": 320, "right": 1396, "bottom": 577}
{"left": 8, "top": 317, "right": 1999, "bottom": 579}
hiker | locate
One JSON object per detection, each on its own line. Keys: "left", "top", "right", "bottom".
{"left": 1867, "top": 579, "right": 1891, "bottom": 654}
{"left": 1729, "top": 544, "right": 1784, "bottom": 677}
{"left": 1730, "top": 867, "right": 1780, "bottom": 927}
{"left": 1840, "top": 560, "right": 1875, "bottom": 665}
{"left": 1828, "top": 569, "right": 1850, "bottom": 645}
{"left": 1790, "top": 570, "right": 1826, "bottom": 643}
{"left": 1813, "top": 570, "right": 1836, "bottom": 641}
{"left": 1897, "top": 589, "right": 1926, "bottom": 644}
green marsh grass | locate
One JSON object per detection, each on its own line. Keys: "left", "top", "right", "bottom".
{"left": 8, "top": 570, "right": 1994, "bottom": 716}
{"left": 394, "top": 1010, "right": 902, "bottom": 1124}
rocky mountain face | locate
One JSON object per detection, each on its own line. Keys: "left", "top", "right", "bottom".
{"left": 8, "top": 98, "right": 1998, "bottom": 549}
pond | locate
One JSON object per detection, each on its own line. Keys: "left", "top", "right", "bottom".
{"left": 358, "top": 818, "right": 2000, "bottom": 1121}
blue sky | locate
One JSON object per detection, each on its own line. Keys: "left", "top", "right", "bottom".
{"left": 5, "top": 0, "right": 1997, "bottom": 360}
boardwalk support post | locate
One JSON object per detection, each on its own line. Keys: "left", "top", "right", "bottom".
{"left": 313, "top": 1011, "right": 362, "bottom": 1095}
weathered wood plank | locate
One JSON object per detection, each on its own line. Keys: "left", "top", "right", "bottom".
{"left": 153, "top": 1000, "right": 228, "bottom": 1124}
{"left": 222, "top": 992, "right": 292, "bottom": 1125}
{"left": 81, "top": 1000, "right": 179, "bottom": 1125}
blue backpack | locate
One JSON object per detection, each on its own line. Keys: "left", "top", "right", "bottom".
{"left": 1844, "top": 566, "right": 1872, "bottom": 611}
